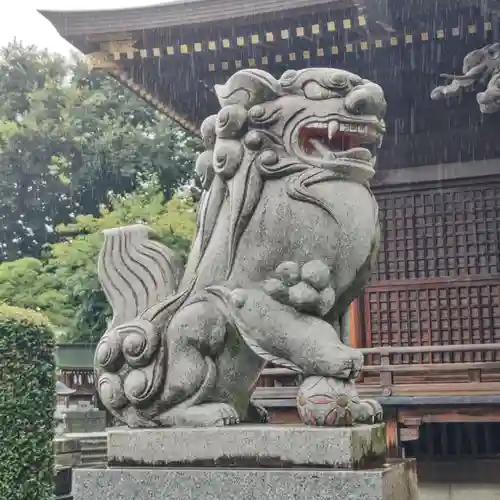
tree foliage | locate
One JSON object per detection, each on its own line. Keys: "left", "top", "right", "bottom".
{"left": 0, "top": 188, "right": 197, "bottom": 343}
{"left": 0, "top": 41, "right": 201, "bottom": 261}
{"left": 0, "top": 305, "right": 55, "bottom": 500}
{"left": 51, "top": 188, "right": 197, "bottom": 343}
{"left": 0, "top": 257, "right": 73, "bottom": 331}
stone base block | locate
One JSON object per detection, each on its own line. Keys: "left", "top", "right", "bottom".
{"left": 54, "top": 465, "right": 73, "bottom": 498}
{"left": 54, "top": 437, "right": 81, "bottom": 468}
{"left": 108, "top": 424, "right": 386, "bottom": 469}
{"left": 73, "top": 459, "right": 418, "bottom": 500}
{"left": 64, "top": 410, "right": 107, "bottom": 433}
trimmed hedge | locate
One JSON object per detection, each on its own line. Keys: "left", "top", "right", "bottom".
{"left": 0, "top": 305, "right": 56, "bottom": 500}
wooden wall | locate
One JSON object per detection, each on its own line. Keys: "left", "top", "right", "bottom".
{"left": 365, "top": 167, "right": 500, "bottom": 358}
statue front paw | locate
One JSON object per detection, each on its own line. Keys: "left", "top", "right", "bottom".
{"left": 157, "top": 402, "right": 240, "bottom": 427}
{"left": 263, "top": 260, "right": 335, "bottom": 317}
{"left": 430, "top": 86, "right": 446, "bottom": 100}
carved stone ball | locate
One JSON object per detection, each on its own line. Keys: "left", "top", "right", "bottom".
{"left": 296, "top": 376, "right": 359, "bottom": 426}
{"left": 215, "top": 104, "right": 248, "bottom": 138}
{"left": 260, "top": 149, "right": 279, "bottom": 166}
{"left": 263, "top": 278, "right": 289, "bottom": 302}
{"left": 200, "top": 114, "right": 217, "bottom": 149}
{"left": 288, "top": 281, "right": 319, "bottom": 311}
{"left": 248, "top": 104, "right": 266, "bottom": 119}
{"left": 274, "top": 261, "right": 300, "bottom": 286}
{"left": 244, "top": 130, "right": 263, "bottom": 150}
{"left": 300, "top": 260, "right": 331, "bottom": 291}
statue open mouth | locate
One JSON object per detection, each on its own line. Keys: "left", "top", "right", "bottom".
{"left": 291, "top": 115, "right": 385, "bottom": 181}
{"left": 298, "top": 119, "right": 382, "bottom": 165}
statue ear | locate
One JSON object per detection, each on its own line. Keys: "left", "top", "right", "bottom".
{"left": 488, "top": 43, "right": 500, "bottom": 57}
{"left": 214, "top": 69, "right": 282, "bottom": 109}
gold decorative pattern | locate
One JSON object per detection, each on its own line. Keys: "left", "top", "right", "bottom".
{"left": 196, "top": 20, "right": 492, "bottom": 72}
{"left": 102, "top": 19, "right": 492, "bottom": 63}
{"left": 84, "top": 16, "right": 493, "bottom": 136}
{"left": 86, "top": 51, "right": 120, "bottom": 71}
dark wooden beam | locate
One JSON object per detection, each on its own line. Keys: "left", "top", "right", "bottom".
{"left": 373, "top": 157, "right": 500, "bottom": 187}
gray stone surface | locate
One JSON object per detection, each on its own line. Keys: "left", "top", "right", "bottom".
{"left": 54, "top": 437, "right": 81, "bottom": 468}
{"left": 73, "top": 459, "right": 418, "bottom": 500}
{"left": 64, "top": 410, "right": 106, "bottom": 433}
{"left": 94, "top": 67, "right": 387, "bottom": 428}
{"left": 54, "top": 437, "right": 81, "bottom": 455}
{"left": 66, "top": 432, "right": 108, "bottom": 468}
{"left": 54, "top": 465, "right": 73, "bottom": 499}
{"left": 108, "top": 424, "right": 386, "bottom": 468}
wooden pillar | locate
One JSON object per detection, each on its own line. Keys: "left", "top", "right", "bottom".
{"left": 385, "top": 415, "right": 401, "bottom": 458}
{"left": 349, "top": 299, "right": 363, "bottom": 348}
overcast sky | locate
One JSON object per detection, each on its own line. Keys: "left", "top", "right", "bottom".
{"left": 0, "top": 0, "right": 167, "bottom": 54}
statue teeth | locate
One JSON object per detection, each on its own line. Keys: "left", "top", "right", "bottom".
{"left": 339, "top": 123, "right": 368, "bottom": 134}
{"left": 328, "top": 121, "right": 339, "bottom": 139}
{"left": 306, "top": 122, "right": 327, "bottom": 129}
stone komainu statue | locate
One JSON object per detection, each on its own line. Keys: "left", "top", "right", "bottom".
{"left": 95, "top": 67, "right": 387, "bottom": 428}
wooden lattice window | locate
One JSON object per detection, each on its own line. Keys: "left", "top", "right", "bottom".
{"left": 365, "top": 278, "right": 500, "bottom": 363}
{"left": 373, "top": 182, "right": 500, "bottom": 281}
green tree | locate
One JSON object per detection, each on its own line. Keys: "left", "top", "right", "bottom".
{"left": 0, "top": 41, "right": 200, "bottom": 261}
{"left": 0, "top": 305, "right": 55, "bottom": 500}
{"left": 0, "top": 257, "right": 72, "bottom": 331}
{"left": 49, "top": 188, "right": 197, "bottom": 343}
{"left": 0, "top": 187, "right": 197, "bottom": 343}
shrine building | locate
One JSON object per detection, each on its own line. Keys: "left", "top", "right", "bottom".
{"left": 41, "top": 0, "right": 500, "bottom": 488}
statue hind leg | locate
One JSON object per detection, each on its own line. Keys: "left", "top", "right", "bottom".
{"left": 157, "top": 295, "right": 266, "bottom": 427}
{"left": 95, "top": 226, "right": 246, "bottom": 428}
{"left": 160, "top": 298, "right": 226, "bottom": 407}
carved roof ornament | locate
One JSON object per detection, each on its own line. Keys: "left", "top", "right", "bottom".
{"left": 84, "top": 40, "right": 199, "bottom": 134}
{"left": 85, "top": 40, "right": 137, "bottom": 72}
{"left": 86, "top": 51, "right": 120, "bottom": 72}
{"left": 430, "top": 43, "right": 500, "bottom": 113}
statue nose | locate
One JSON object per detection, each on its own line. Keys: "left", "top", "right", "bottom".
{"left": 345, "top": 82, "right": 387, "bottom": 118}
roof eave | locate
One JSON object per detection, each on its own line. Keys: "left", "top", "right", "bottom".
{"left": 39, "top": 0, "right": 352, "bottom": 38}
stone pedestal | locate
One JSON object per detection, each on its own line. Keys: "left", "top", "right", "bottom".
{"left": 54, "top": 437, "right": 82, "bottom": 468}
{"left": 64, "top": 409, "right": 107, "bottom": 433}
{"left": 73, "top": 424, "right": 418, "bottom": 500}
{"left": 54, "top": 437, "right": 81, "bottom": 500}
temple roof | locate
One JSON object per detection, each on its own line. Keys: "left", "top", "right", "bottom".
{"left": 39, "top": 0, "right": 351, "bottom": 40}
{"left": 55, "top": 344, "right": 95, "bottom": 370}
{"left": 40, "top": 1, "right": 500, "bottom": 171}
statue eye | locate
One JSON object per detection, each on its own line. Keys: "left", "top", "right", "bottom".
{"left": 350, "top": 76, "right": 363, "bottom": 87}
{"left": 327, "top": 72, "right": 348, "bottom": 88}
{"left": 281, "top": 69, "right": 297, "bottom": 81}
{"left": 280, "top": 70, "right": 298, "bottom": 86}
{"left": 303, "top": 81, "right": 336, "bottom": 100}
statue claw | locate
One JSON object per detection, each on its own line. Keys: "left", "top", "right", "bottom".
{"left": 348, "top": 399, "right": 384, "bottom": 425}
{"left": 349, "top": 350, "right": 364, "bottom": 380}
{"left": 245, "top": 401, "right": 269, "bottom": 423}
{"left": 157, "top": 403, "right": 241, "bottom": 427}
